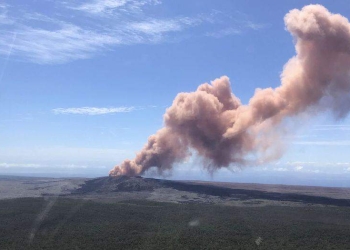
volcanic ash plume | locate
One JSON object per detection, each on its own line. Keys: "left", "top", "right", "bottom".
{"left": 110, "top": 5, "right": 350, "bottom": 177}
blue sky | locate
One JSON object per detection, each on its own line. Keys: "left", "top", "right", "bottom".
{"left": 1, "top": 0, "right": 350, "bottom": 187}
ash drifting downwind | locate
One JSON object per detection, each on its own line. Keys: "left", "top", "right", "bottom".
{"left": 110, "top": 5, "right": 350, "bottom": 177}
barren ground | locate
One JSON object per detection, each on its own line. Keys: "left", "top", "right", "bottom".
{"left": 0, "top": 176, "right": 87, "bottom": 200}
{"left": 2, "top": 175, "right": 350, "bottom": 207}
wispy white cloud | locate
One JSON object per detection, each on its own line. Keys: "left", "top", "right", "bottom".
{"left": 0, "top": 25, "right": 118, "bottom": 64}
{"left": 206, "top": 28, "right": 241, "bottom": 38}
{"left": 305, "top": 169, "right": 321, "bottom": 174}
{"left": 282, "top": 161, "right": 317, "bottom": 166}
{"left": 72, "top": 0, "right": 130, "bottom": 14}
{"left": 244, "top": 21, "right": 267, "bottom": 30}
{"left": 262, "top": 165, "right": 323, "bottom": 174}
{"left": 71, "top": 0, "right": 161, "bottom": 15}
{"left": 128, "top": 18, "right": 196, "bottom": 35}
{"left": 0, "top": 163, "right": 41, "bottom": 168}
{"left": 273, "top": 167, "right": 288, "bottom": 172}
{"left": 283, "top": 161, "right": 350, "bottom": 168}
{"left": 0, "top": 13, "right": 204, "bottom": 63}
{"left": 0, "top": 4, "right": 13, "bottom": 25}
{"left": 294, "top": 166, "right": 303, "bottom": 171}
{"left": 272, "top": 161, "right": 350, "bottom": 174}
{"left": 206, "top": 23, "right": 267, "bottom": 38}
{"left": 52, "top": 106, "right": 135, "bottom": 115}
{"left": 254, "top": 161, "right": 350, "bottom": 175}
{"left": 0, "top": 1, "right": 264, "bottom": 63}
{"left": 206, "top": 20, "right": 266, "bottom": 38}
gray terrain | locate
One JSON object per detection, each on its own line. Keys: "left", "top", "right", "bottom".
{"left": 0, "top": 176, "right": 87, "bottom": 199}
{"left": 1, "top": 175, "right": 350, "bottom": 207}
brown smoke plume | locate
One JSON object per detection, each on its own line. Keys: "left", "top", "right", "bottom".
{"left": 110, "top": 5, "right": 350, "bottom": 177}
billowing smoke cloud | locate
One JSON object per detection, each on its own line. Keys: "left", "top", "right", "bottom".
{"left": 110, "top": 5, "right": 350, "bottom": 176}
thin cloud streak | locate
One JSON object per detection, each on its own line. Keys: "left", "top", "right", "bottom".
{"left": 72, "top": 0, "right": 131, "bottom": 14}
{"left": 70, "top": 0, "right": 161, "bottom": 15}
{"left": 282, "top": 161, "right": 350, "bottom": 167}
{"left": 268, "top": 161, "right": 350, "bottom": 174}
{"left": 0, "top": 4, "right": 13, "bottom": 25}
{"left": 0, "top": 25, "right": 118, "bottom": 64}
{"left": 206, "top": 28, "right": 241, "bottom": 38}
{"left": 0, "top": 163, "right": 41, "bottom": 168}
{"left": 128, "top": 18, "right": 197, "bottom": 35}
{"left": 244, "top": 21, "right": 267, "bottom": 30}
{"left": 257, "top": 163, "right": 347, "bottom": 175}
{"left": 206, "top": 20, "right": 267, "bottom": 38}
{"left": 53, "top": 106, "right": 135, "bottom": 115}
